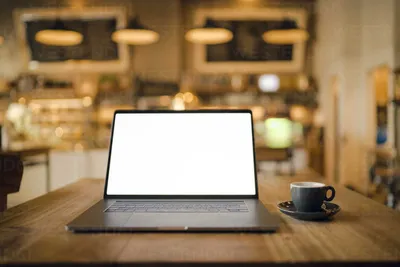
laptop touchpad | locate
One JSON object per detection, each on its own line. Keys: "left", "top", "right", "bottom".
{"left": 103, "top": 213, "right": 132, "bottom": 227}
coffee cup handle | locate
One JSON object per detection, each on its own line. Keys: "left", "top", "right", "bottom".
{"left": 324, "top": 186, "right": 336, "bottom": 201}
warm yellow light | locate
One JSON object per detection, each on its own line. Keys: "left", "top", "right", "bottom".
{"left": 172, "top": 98, "right": 185, "bottom": 110}
{"left": 185, "top": 28, "right": 233, "bottom": 44}
{"left": 298, "top": 74, "right": 309, "bottom": 91}
{"left": 112, "top": 29, "right": 159, "bottom": 45}
{"left": 79, "top": 81, "right": 96, "bottom": 96}
{"left": 290, "top": 105, "right": 306, "bottom": 119}
{"left": 55, "top": 127, "right": 64, "bottom": 137}
{"left": 290, "top": 105, "right": 312, "bottom": 124}
{"left": 0, "top": 36, "right": 4, "bottom": 45}
{"left": 183, "top": 92, "right": 194, "bottom": 103}
{"left": 175, "top": 92, "right": 184, "bottom": 99}
{"left": 18, "top": 97, "right": 26, "bottom": 105}
{"left": 35, "top": 30, "right": 83, "bottom": 46}
{"left": 82, "top": 96, "right": 92, "bottom": 107}
{"left": 263, "top": 29, "right": 309, "bottom": 44}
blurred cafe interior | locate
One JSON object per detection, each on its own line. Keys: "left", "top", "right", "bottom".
{"left": 0, "top": 0, "right": 399, "bottom": 211}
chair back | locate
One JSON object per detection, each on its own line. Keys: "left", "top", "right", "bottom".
{"left": 0, "top": 153, "right": 23, "bottom": 194}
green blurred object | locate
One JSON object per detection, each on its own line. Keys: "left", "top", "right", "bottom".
{"left": 265, "top": 118, "right": 292, "bottom": 148}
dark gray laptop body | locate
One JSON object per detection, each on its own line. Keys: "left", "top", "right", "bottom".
{"left": 66, "top": 110, "right": 280, "bottom": 232}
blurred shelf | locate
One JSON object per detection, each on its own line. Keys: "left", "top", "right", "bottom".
{"left": 19, "top": 89, "right": 76, "bottom": 99}
{"left": 0, "top": 92, "right": 10, "bottom": 98}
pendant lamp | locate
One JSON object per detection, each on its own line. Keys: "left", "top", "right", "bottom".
{"left": 35, "top": 19, "right": 83, "bottom": 46}
{"left": 263, "top": 19, "right": 309, "bottom": 44}
{"left": 112, "top": 17, "right": 159, "bottom": 45}
{"left": 185, "top": 19, "right": 233, "bottom": 45}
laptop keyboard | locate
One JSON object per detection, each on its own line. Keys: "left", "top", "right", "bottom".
{"left": 105, "top": 201, "right": 249, "bottom": 213}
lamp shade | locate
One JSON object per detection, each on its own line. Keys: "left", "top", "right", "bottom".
{"left": 263, "top": 19, "right": 309, "bottom": 44}
{"left": 112, "top": 17, "right": 159, "bottom": 45}
{"left": 185, "top": 19, "right": 233, "bottom": 45}
{"left": 35, "top": 19, "right": 83, "bottom": 46}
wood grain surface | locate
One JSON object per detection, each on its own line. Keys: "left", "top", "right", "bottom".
{"left": 1, "top": 173, "right": 400, "bottom": 266}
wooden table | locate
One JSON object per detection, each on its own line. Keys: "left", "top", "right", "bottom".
{"left": 1, "top": 177, "right": 400, "bottom": 266}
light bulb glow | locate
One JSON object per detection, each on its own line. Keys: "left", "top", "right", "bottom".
{"left": 172, "top": 98, "right": 185, "bottom": 110}
{"left": 290, "top": 105, "right": 307, "bottom": 121}
{"left": 263, "top": 29, "right": 309, "bottom": 44}
{"left": 82, "top": 96, "right": 92, "bottom": 107}
{"left": 183, "top": 92, "right": 194, "bottom": 103}
{"left": 112, "top": 29, "right": 159, "bottom": 45}
{"left": 185, "top": 28, "right": 233, "bottom": 44}
{"left": 258, "top": 74, "right": 280, "bottom": 92}
{"left": 35, "top": 30, "right": 83, "bottom": 46}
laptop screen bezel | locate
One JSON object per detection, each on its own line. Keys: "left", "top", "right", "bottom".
{"left": 103, "top": 109, "right": 259, "bottom": 199}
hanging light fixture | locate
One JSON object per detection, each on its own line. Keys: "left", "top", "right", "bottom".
{"left": 35, "top": 19, "right": 83, "bottom": 46}
{"left": 185, "top": 19, "right": 233, "bottom": 45}
{"left": 112, "top": 17, "right": 159, "bottom": 45}
{"left": 262, "top": 19, "right": 309, "bottom": 44}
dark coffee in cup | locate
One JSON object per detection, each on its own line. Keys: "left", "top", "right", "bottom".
{"left": 290, "top": 182, "right": 335, "bottom": 212}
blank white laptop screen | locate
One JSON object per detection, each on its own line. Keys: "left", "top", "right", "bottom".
{"left": 106, "top": 112, "right": 257, "bottom": 196}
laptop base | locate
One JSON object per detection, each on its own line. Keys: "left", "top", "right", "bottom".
{"left": 66, "top": 199, "right": 280, "bottom": 233}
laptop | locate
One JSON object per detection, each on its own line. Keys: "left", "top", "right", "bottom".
{"left": 66, "top": 110, "right": 280, "bottom": 232}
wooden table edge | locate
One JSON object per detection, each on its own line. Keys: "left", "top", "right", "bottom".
{"left": 1, "top": 261, "right": 400, "bottom": 267}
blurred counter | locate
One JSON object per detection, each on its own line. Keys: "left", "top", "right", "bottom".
{"left": 8, "top": 148, "right": 109, "bottom": 208}
{"left": 49, "top": 148, "right": 109, "bottom": 190}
